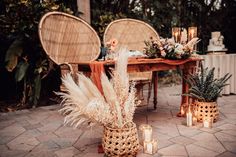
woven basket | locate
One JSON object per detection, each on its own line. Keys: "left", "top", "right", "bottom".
{"left": 102, "top": 122, "right": 139, "bottom": 157}
{"left": 194, "top": 101, "right": 219, "bottom": 122}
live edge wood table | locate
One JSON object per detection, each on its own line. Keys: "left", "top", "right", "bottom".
{"left": 77, "top": 57, "right": 202, "bottom": 116}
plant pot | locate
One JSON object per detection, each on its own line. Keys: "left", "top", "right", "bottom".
{"left": 102, "top": 122, "right": 139, "bottom": 157}
{"left": 194, "top": 101, "right": 219, "bottom": 122}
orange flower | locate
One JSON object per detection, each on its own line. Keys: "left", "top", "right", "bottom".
{"left": 110, "top": 38, "right": 118, "bottom": 47}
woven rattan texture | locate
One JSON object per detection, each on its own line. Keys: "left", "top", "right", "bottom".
{"left": 104, "top": 19, "right": 160, "bottom": 81}
{"left": 195, "top": 101, "right": 219, "bottom": 122}
{"left": 104, "top": 18, "right": 159, "bottom": 52}
{"left": 39, "top": 11, "right": 100, "bottom": 64}
{"left": 102, "top": 122, "right": 139, "bottom": 157}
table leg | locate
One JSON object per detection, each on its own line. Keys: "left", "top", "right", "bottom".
{"left": 153, "top": 71, "right": 158, "bottom": 109}
{"left": 178, "top": 65, "right": 195, "bottom": 117}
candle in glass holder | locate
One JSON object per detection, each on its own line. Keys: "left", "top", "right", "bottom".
{"left": 192, "top": 109, "right": 198, "bottom": 125}
{"left": 188, "top": 27, "right": 197, "bottom": 41}
{"left": 139, "top": 124, "right": 150, "bottom": 131}
{"left": 143, "top": 139, "right": 158, "bottom": 154}
{"left": 193, "top": 116, "right": 197, "bottom": 125}
{"left": 172, "top": 27, "right": 181, "bottom": 43}
{"left": 180, "top": 106, "right": 185, "bottom": 116}
{"left": 186, "top": 111, "right": 193, "bottom": 127}
{"left": 203, "top": 117, "right": 213, "bottom": 128}
{"left": 186, "top": 106, "right": 193, "bottom": 127}
{"left": 143, "top": 125, "right": 152, "bottom": 142}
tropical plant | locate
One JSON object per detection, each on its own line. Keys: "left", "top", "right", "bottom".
{"left": 186, "top": 64, "right": 232, "bottom": 102}
{"left": 58, "top": 49, "right": 140, "bottom": 129}
{"left": 1, "top": 0, "right": 76, "bottom": 107}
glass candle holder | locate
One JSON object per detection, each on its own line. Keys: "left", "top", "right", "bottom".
{"left": 172, "top": 27, "right": 181, "bottom": 43}
{"left": 186, "top": 111, "right": 193, "bottom": 127}
{"left": 142, "top": 125, "right": 152, "bottom": 142}
{"left": 193, "top": 116, "right": 198, "bottom": 125}
{"left": 180, "top": 106, "right": 185, "bottom": 116}
{"left": 188, "top": 27, "right": 197, "bottom": 41}
{"left": 203, "top": 117, "right": 213, "bottom": 128}
{"left": 143, "top": 139, "right": 158, "bottom": 154}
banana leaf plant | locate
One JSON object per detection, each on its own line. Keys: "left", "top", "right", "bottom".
{"left": 1, "top": 0, "right": 76, "bottom": 107}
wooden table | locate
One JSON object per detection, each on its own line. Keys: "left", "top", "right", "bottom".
{"left": 77, "top": 57, "right": 202, "bottom": 116}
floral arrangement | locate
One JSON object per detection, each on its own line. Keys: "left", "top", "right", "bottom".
{"left": 104, "top": 38, "right": 118, "bottom": 59}
{"left": 57, "top": 49, "right": 140, "bottom": 129}
{"left": 143, "top": 37, "right": 200, "bottom": 60}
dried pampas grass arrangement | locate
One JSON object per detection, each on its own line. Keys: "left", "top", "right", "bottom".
{"left": 57, "top": 48, "right": 140, "bottom": 129}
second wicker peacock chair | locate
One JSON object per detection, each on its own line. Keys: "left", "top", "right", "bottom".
{"left": 104, "top": 18, "right": 160, "bottom": 106}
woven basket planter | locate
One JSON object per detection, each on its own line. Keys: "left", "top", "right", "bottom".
{"left": 194, "top": 101, "right": 219, "bottom": 122}
{"left": 102, "top": 122, "right": 139, "bottom": 157}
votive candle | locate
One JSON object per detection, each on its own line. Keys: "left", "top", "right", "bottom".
{"left": 143, "top": 125, "right": 152, "bottom": 142}
{"left": 186, "top": 111, "right": 193, "bottom": 127}
{"left": 143, "top": 139, "right": 158, "bottom": 154}
{"left": 203, "top": 117, "right": 213, "bottom": 128}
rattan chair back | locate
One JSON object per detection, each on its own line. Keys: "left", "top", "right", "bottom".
{"left": 104, "top": 19, "right": 160, "bottom": 104}
{"left": 104, "top": 18, "right": 160, "bottom": 52}
{"left": 39, "top": 11, "right": 101, "bottom": 64}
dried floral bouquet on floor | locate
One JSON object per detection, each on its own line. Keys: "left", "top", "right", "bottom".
{"left": 57, "top": 49, "right": 140, "bottom": 129}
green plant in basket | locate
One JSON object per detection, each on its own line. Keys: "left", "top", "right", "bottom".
{"left": 187, "top": 64, "right": 231, "bottom": 102}
{"left": 186, "top": 63, "right": 232, "bottom": 122}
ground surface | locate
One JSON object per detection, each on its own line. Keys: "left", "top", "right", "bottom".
{"left": 0, "top": 85, "right": 236, "bottom": 157}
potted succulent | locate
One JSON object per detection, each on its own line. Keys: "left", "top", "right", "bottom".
{"left": 57, "top": 49, "right": 140, "bottom": 156}
{"left": 186, "top": 64, "right": 231, "bottom": 122}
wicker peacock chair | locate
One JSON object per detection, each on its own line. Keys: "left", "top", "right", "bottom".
{"left": 38, "top": 11, "right": 101, "bottom": 90}
{"left": 104, "top": 18, "right": 160, "bottom": 105}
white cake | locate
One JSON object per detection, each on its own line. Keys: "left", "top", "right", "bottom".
{"left": 207, "top": 31, "right": 227, "bottom": 52}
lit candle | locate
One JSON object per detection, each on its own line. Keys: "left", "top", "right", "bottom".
{"left": 193, "top": 116, "right": 197, "bottom": 125}
{"left": 193, "top": 110, "right": 198, "bottom": 125}
{"left": 190, "top": 29, "right": 194, "bottom": 39}
{"left": 203, "top": 117, "right": 213, "bottom": 128}
{"left": 180, "top": 106, "right": 185, "bottom": 116}
{"left": 143, "top": 125, "right": 152, "bottom": 142}
{"left": 186, "top": 111, "right": 193, "bottom": 127}
{"left": 174, "top": 32, "right": 178, "bottom": 43}
{"left": 144, "top": 139, "right": 158, "bottom": 154}
{"left": 139, "top": 124, "right": 150, "bottom": 131}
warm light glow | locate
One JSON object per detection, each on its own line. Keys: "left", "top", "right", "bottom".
{"left": 193, "top": 117, "right": 197, "bottom": 125}
{"left": 190, "top": 29, "right": 194, "bottom": 38}
{"left": 188, "top": 27, "right": 197, "bottom": 41}
{"left": 143, "top": 125, "right": 152, "bottom": 142}
{"left": 172, "top": 27, "right": 181, "bottom": 43}
{"left": 174, "top": 32, "right": 178, "bottom": 41}
{"left": 203, "top": 117, "right": 213, "bottom": 128}
{"left": 144, "top": 139, "right": 158, "bottom": 154}
{"left": 186, "top": 111, "right": 193, "bottom": 127}
{"left": 180, "top": 106, "right": 185, "bottom": 116}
